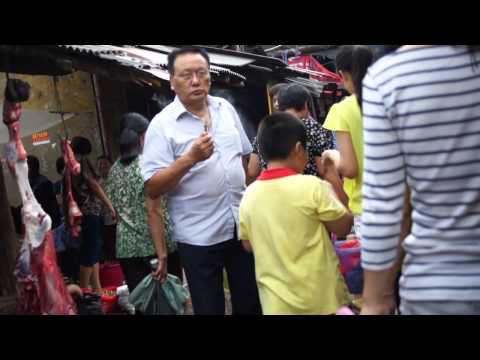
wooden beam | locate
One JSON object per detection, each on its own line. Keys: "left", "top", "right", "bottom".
{"left": 0, "top": 45, "right": 73, "bottom": 75}
{"left": 0, "top": 165, "right": 18, "bottom": 298}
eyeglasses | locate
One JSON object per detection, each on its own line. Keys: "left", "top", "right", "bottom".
{"left": 176, "top": 69, "right": 210, "bottom": 81}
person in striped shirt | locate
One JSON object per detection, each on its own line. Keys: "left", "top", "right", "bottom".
{"left": 361, "top": 45, "right": 480, "bottom": 315}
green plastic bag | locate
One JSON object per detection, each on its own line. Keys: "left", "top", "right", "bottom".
{"left": 129, "top": 274, "right": 189, "bottom": 315}
{"left": 162, "top": 274, "right": 190, "bottom": 315}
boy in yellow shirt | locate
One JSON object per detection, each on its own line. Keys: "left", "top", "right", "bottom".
{"left": 239, "top": 112, "right": 353, "bottom": 315}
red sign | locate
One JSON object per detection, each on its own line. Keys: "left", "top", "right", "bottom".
{"left": 32, "top": 131, "right": 50, "bottom": 146}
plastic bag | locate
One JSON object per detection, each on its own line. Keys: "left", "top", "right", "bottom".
{"left": 336, "top": 306, "right": 355, "bottom": 315}
{"left": 129, "top": 274, "right": 189, "bottom": 315}
{"left": 335, "top": 239, "right": 361, "bottom": 275}
{"left": 53, "top": 224, "right": 67, "bottom": 253}
{"left": 116, "top": 285, "right": 135, "bottom": 315}
{"left": 162, "top": 274, "right": 190, "bottom": 315}
{"left": 53, "top": 222, "right": 80, "bottom": 253}
{"left": 334, "top": 239, "right": 363, "bottom": 295}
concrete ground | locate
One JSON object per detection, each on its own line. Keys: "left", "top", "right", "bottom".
{"left": 0, "top": 295, "right": 17, "bottom": 315}
{"left": 184, "top": 290, "right": 232, "bottom": 315}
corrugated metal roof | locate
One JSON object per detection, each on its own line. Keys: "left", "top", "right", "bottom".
{"left": 137, "top": 45, "right": 306, "bottom": 79}
{"left": 141, "top": 45, "right": 256, "bottom": 67}
{"left": 59, "top": 45, "right": 126, "bottom": 56}
{"left": 56, "top": 45, "right": 246, "bottom": 82}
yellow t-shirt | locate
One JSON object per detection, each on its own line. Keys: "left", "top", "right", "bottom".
{"left": 323, "top": 95, "right": 363, "bottom": 215}
{"left": 239, "top": 169, "right": 350, "bottom": 315}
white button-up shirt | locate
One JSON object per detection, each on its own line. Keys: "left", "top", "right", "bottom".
{"left": 141, "top": 95, "right": 253, "bottom": 246}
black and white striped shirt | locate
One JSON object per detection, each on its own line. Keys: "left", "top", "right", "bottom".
{"left": 361, "top": 45, "right": 480, "bottom": 301}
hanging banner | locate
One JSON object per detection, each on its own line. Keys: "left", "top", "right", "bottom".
{"left": 32, "top": 131, "right": 50, "bottom": 146}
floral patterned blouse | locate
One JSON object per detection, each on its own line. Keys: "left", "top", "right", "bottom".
{"left": 105, "top": 156, "right": 175, "bottom": 259}
{"left": 252, "top": 116, "right": 334, "bottom": 176}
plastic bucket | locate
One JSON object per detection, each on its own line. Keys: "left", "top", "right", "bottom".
{"left": 99, "top": 262, "right": 125, "bottom": 288}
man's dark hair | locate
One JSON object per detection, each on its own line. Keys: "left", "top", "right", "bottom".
{"left": 269, "top": 83, "right": 288, "bottom": 98}
{"left": 335, "top": 45, "right": 374, "bottom": 109}
{"left": 167, "top": 47, "right": 210, "bottom": 75}
{"left": 257, "top": 112, "right": 307, "bottom": 162}
{"left": 27, "top": 155, "right": 40, "bottom": 177}
{"left": 277, "top": 84, "right": 312, "bottom": 112}
{"left": 56, "top": 156, "right": 65, "bottom": 175}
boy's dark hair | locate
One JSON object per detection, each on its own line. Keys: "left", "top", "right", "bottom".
{"left": 258, "top": 112, "right": 307, "bottom": 162}
{"left": 277, "top": 84, "right": 312, "bottom": 112}
{"left": 56, "top": 156, "right": 65, "bottom": 175}
{"left": 167, "top": 47, "right": 210, "bottom": 75}
{"left": 27, "top": 155, "right": 40, "bottom": 177}
{"left": 335, "top": 45, "right": 374, "bottom": 109}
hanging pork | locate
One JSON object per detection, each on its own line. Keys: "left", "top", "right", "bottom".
{"left": 3, "top": 77, "right": 76, "bottom": 315}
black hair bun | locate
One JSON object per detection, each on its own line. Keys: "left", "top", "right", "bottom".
{"left": 119, "top": 112, "right": 149, "bottom": 134}
{"left": 71, "top": 136, "right": 92, "bottom": 156}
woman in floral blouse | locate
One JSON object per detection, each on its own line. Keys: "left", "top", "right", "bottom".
{"left": 105, "top": 113, "right": 178, "bottom": 291}
{"left": 247, "top": 84, "right": 334, "bottom": 184}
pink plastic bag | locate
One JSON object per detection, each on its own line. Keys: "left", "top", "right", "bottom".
{"left": 335, "top": 239, "right": 361, "bottom": 275}
{"left": 336, "top": 306, "right": 355, "bottom": 315}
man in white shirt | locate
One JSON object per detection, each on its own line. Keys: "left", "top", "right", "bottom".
{"left": 141, "top": 47, "right": 261, "bottom": 315}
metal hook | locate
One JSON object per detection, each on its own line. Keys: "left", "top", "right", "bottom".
{"left": 53, "top": 75, "right": 69, "bottom": 139}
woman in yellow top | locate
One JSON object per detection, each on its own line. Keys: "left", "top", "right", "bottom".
{"left": 322, "top": 45, "right": 374, "bottom": 235}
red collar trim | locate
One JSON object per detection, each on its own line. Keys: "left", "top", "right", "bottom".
{"left": 257, "top": 167, "right": 299, "bottom": 180}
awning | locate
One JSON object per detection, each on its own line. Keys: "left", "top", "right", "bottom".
{"left": 57, "top": 45, "right": 246, "bottom": 82}
{"left": 285, "top": 77, "right": 345, "bottom": 98}
{"left": 141, "top": 45, "right": 256, "bottom": 67}
{"left": 136, "top": 45, "right": 305, "bottom": 78}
